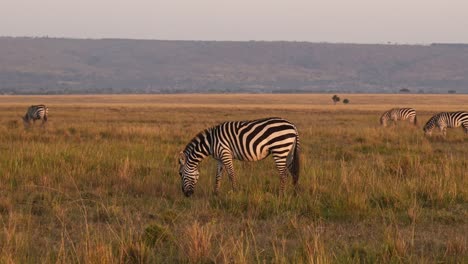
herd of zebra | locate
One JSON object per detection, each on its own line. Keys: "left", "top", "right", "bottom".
{"left": 379, "top": 107, "right": 468, "bottom": 136}
{"left": 178, "top": 108, "right": 467, "bottom": 197}
{"left": 22, "top": 104, "right": 467, "bottom": 197}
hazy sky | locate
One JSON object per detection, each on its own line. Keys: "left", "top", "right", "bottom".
{"left": 1, "top": 0, "right": 468, "bottom": 43}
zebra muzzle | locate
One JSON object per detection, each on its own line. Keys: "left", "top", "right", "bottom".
{"left": 184, "top": 190, "right": 194, "bottom": 197}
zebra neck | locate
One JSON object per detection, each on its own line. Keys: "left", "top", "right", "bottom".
{"left": 184, "top": 149, "right": 209, "bottom": 169}
{"left": 184, "top": 128, "right": 212, "bottom": 165}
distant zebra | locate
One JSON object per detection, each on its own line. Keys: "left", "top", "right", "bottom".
{"left": 380, "top": 108, "right": 417, "bottom": 127}
{"left": 423, "top": 111, "right": 468, "bottom": 136}
{"left": 22, "top": 104, "right": 48, "bottom": 128}
{"left": 178, "top": 117, "right": 300, "bottom": 197}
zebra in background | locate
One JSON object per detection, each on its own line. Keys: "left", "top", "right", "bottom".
{"left": 423, "top": 111, "right": 468, "bottom": 136}
{"left": 380, "top": 108, "right": 417, "bottom": 127}
{"left": 178, "top": 117, "right": 300, "bottom": 197}
{"left": 22, "top": 104, "right": 48, "bottom": 128}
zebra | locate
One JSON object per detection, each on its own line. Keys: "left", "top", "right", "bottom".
{"left": 380, "top": 108, "right": 417, "bottom": 127}
{"left": 22, "top": 104, "right": 48, "bottom": 128}
{"left": 178, "top": 117, "right": 300, "bottom": 197}
{"left": 423, "top": 111, "right": 468, "bottom": 136}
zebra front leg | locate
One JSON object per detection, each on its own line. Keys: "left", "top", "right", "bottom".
{"left": 221, "top": 158, "right": 237, "bottom": 192}
{"left": 214, "top": 161, "right": 224, "bottom": 195}
{"left": 441, "top": 127, "right": 447, "bottom": 137}
{"left": 226, "top": 167, "right": 238, "bottom": 192}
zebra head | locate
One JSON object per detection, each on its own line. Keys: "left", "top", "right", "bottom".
{"left": 423, "top": 120, "right": 434, "bottom": 136}
{"left": 379, "top": 113, "right": 388, "bottom": 127}
{"left": 178, "top": 152, "right": 199, "bottom": 197}
{"left": 379, "top": 117, "right": 386, "bottom": 126}
{"left": 21, "top": 115, "right": 30, "bottom": 128}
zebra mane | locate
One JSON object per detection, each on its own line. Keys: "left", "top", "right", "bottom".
{"left": 183, "top": 128, "right": 212, "bottom": 158}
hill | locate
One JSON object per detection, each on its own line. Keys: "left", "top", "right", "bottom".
{"left": 1, "top": 37, "right": 467, "bottom": 94}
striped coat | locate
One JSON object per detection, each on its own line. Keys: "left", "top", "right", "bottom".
{"left": 178, "top": 117, "right": 300, "bottom": 197}
{"left": 22, "top": 104, "right": 48, "bottom": 127}
{"left": 380, "top": 108, "right": 417, "bottom": 127}
{"left": 423, "top": 111, "right": 468, "bottom": 136}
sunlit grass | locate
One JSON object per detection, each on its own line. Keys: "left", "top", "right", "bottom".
{"left": 0, "top": 94, "right": 466, "bottom": 263}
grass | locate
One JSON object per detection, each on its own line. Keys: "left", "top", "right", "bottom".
{"left": 0, "top": 94, "right": 467, "bottom": 263}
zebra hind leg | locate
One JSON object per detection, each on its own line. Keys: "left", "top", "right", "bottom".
{"left": 463, "top": 124, "right": 468, "bottom": 135}
{"left": 273, "top": 155, "right": 289, "bottom": 194}
{"left": 278, "top": 168, "right": 288, "bottom": 194}
{"left": 42, "top": 116, "right": 48, "bottom": 127}
{"left": 286, "top": 145, "right": 300, "bottom": 193}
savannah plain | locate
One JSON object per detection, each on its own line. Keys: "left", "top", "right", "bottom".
{"left": 0, "top": 94, "right": 466, "bottom": 263}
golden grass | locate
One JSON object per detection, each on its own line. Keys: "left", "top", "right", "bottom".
{"left": 2, "top": 93, "right": 467, "bottom": 111}
{"left": 0, "top": 94, "right": 467, "bottom": 263}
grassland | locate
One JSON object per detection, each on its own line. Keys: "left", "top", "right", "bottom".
{"left": 0, "top": 94, "right": 467, "bottom": 263}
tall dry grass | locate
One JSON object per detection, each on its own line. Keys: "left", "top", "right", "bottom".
{"left": 0, "top": 94, "right": 466, "bottom": 263}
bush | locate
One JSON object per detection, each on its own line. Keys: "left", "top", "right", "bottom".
{"left": 332, "top": 95, "right": 340, "bottom": 105}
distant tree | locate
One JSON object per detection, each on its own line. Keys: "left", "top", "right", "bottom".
{"left": 448, "top": 90, "right": 456, "bottom": 94}
{"left": 332, "top": 95, "right": 340, "bottom": 105}
{"left": 343, "top": 98, "right": 350, "bottom": 104}
{"left": 399, "top": 88, "right": 410, "bottom": 93}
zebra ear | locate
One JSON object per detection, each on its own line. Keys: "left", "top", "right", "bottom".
{"left": 178, "top": 152, "right": 186, "bottom": 165}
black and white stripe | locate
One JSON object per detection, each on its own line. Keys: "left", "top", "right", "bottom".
{"left": 178, "top": 117, "right": 300, "bottom": 197}
{"left": 380, "top": 108, "right": 417, "bottom": 127}
{"left": 22, "top": 104, "right": 48, "bottom": 127}
{"left": 423, "top": 111, "right": 468, "bottom": 136}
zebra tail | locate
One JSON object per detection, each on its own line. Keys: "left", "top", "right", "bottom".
{"left": 288, "top": 136, "right": 300, "bottom": 185}
{"left": 414, "top": 115, "right": 418, "bottom": 126}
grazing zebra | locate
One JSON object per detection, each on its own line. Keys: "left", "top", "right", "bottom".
{"left": 423, "top": 111, "right": 468, "bottom": 136}
{"left": 22, "top": 104, "right": 48, "bottom": 127}
{"left": 380, "top": 108, "right": 417, "bottom": 127}
{"left": 178, "top": 117, "right": 300, "bottom": 197}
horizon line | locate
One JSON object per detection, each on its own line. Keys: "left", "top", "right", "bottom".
{"left": 3, "top": 35, "right": 468, "bottom": 46}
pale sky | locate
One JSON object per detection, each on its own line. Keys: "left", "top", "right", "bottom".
{"left": 1, "top": 0, "right": 468, "bottom": 44}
